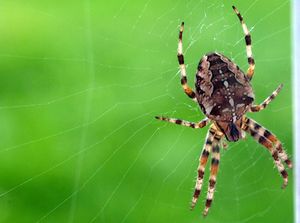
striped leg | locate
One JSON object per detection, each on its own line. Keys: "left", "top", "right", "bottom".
{"left": 155, "top": 116, "right": 209, "bottom": 129}
{"left": 232, "top": 6, "right": 255, "bottom": 80}
{"left": 243, "top": 117, "right": 289, "bottom": 188}
{"left": 177, "top": 22, "right": 197, "bottom": 102}
{"left": 245, "top": 117, "right": 292, "bottom": 168}
{"left": 191, "top": 128, "right": 215, "bottom": 209}
{"left": 203, "top": 134, "right": 221, "bottom": 216}
{"left": 250, "top": 84, "right": 283, "bottom": 112}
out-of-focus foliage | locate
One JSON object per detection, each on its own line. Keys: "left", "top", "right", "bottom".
{"left": 0, "top": 0, "right": 292, "bottom": 222}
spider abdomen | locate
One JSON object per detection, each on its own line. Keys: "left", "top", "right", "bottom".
{"left": 195, "top": 52, "right": 254, "bottom": 122}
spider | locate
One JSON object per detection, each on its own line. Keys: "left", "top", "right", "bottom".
{"left": 155, "top": 6, "right": 292, "bottom": 216}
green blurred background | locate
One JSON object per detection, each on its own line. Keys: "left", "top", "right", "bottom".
{"left": 0, "top": 0, "right": 293, "bottom": 222}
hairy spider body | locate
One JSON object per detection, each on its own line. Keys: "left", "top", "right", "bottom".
{"left": 156, "top": 6, "right": 292, "bottom": 217}
{"left": 196, "top": 52, "right": 254, "bottom": 141}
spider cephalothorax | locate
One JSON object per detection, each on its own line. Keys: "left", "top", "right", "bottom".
{"left": 155, "top": 6, "right": 292, "bottom": 216}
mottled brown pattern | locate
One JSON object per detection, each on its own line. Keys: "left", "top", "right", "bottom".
{"left": 194, "top": 189, "right": 201, "bottom": 198}
{"left": 209, "top": 179, "right": 216, "bottom": 188}
{"left": 210, "top": 161, "right": 219, "bottom": 175}
{"left": 196, "top": 52, "right": 254, "bottom": 122}
{"left": 243, "top": 117, "right": 291, "bottom": 189}
{"left": 198, "top": 169, "right": 204, "bottom": 178}
{"left": 200, "top": 155, "right": 209, "bottom": 165}
{"left": 205, "top": 199, "right": 212, "bottom": 208}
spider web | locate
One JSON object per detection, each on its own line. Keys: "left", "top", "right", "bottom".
{"left": 0, "top": 0, "right": 293, "bottom": 222}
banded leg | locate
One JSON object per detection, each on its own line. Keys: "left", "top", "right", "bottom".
{"left": 203, "top": 134, "right": 221, "bottom": 216}
{"left": 245, "top": 117, "right": 292, "bottom": 168}
{"left": 155, "top": 116, "right": 209, "bottom": 129}
{"left": 232, "top": 6, "right": 255, "bottom": 80}
{"left": 177, "top": 22, "right": 197, "bottom": 102}
{"left": 191, "top": 128, "right": 215, "bottom": 209}
{"left": 243, "top": 117, "right": 289, "bottom": 188}
{"left": 250, "top": 84, "right": 283, "bottom": 112}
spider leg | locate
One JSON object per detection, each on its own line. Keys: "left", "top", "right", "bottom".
{"left": 178, "top": 22, "right": 197, "bottom": 102}
{"left": 191, "top": 128, "right": 215, "bottom": 209}
{"left": 232, "top": 6, "right": 255, "bottom": 80}
{"left": 155, "top": 116, "right": 209, "bottom": 129}
{"left": 244, "top": 117, "right": 292, "bottom": 168}
{"left": 250, "top": 84, "right": 283, "bottom": 112}
{"left": 203, "top": 132, "right": 222, "bottom": 216}
{"left": 243, "top": 117, "right": 289, "bottom": 188}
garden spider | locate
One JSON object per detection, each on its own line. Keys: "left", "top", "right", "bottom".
{"left": 155, "top": 6, "right": 292, "bottom": 216}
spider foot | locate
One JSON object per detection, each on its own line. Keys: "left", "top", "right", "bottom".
{"left": 190, "top": 198, "right": 197, "bottom": 210}
{"left": 190, "top": 205, "right": 195, "bottom": 211}
{"left": 281, "top": 179, "right": 288, "bottom": 189}
{"left": 180, "top": 22, "right": 184, "bottom": 31}
{"left": 286, "top": 159, "right": 293, "bottom": 169}
{"left": 280, "top": 169, "right": 288, "bottom": 189}
{"left": 202, "top": 199, "right": 212, "bottom": 217}
{"left": 202, "top": 208, "right": 209, "bottom": 217}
